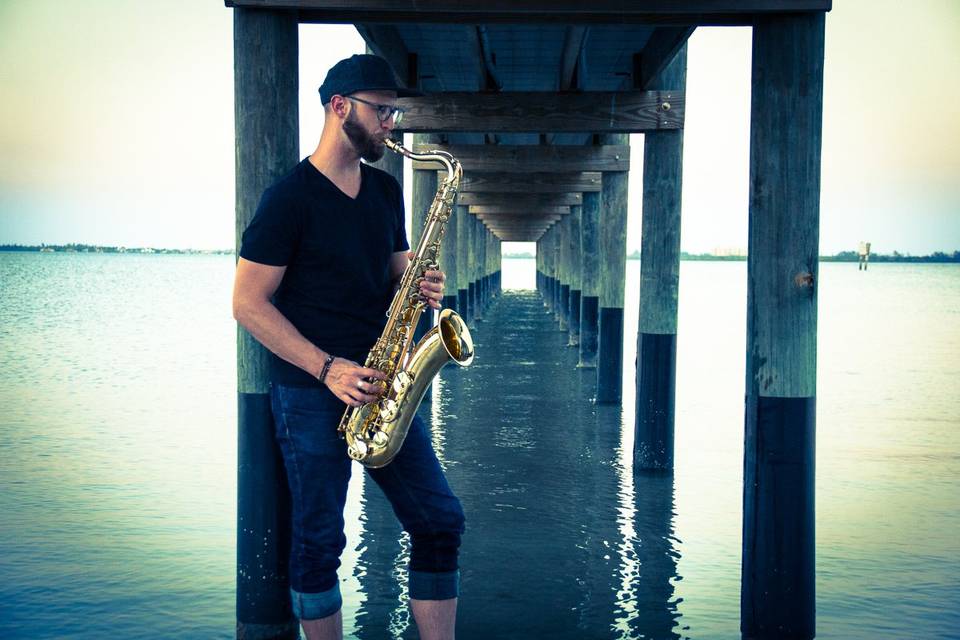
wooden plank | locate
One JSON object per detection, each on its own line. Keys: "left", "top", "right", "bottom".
{"left": 394, "top": 91, "right": 683, "bottom": 133}
{"left": 637, "top": 27, "right": 696, "bottom": 90}
{"left": 459, "top": 171, "right": 601, "bottom": 193}
{"left": 412, "top": 144, "right": 629, "bottom": 172}
{"left": 457, "top": 192, "right": 582, "bottom": 206}
{"left": 226, "top": 1, "right": 832, "bottom": 26}
{"left": 469, "top": 205, "right": 570, "bottom": 216}
{"left": 355, "top": 24, "right": 415, "bottom": 88}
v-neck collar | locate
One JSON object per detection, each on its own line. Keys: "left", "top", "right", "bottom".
{"left": 304, "top": 158, "right": 366, "bottom": 202}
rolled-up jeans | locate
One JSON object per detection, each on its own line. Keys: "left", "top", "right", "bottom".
{"left": 270, "top": 383, "right": 465, "bottom": 620}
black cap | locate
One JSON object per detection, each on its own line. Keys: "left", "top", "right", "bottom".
{"left": 318, "top": 54, "right": 423, "bottom": 104}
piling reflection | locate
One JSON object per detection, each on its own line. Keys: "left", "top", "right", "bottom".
{"left": 350, "top": 291, "right": 683, "bottom": 639}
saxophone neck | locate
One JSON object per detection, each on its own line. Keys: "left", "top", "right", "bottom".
{"left": 384, "top": 138, "right": 461, "bottom": 183}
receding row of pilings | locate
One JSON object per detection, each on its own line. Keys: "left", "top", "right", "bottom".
{"left": 534, "top": 17, "right": 822, "bottom": 638}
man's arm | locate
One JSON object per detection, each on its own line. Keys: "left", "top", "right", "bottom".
{"left": 232, "top": 257, "right": 385, "bottom": 407}
{"left": 391, "top": 250, "right": 445, "bottom": 310}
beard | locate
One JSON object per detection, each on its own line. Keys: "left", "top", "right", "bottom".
{"left": 343, "top": 111, "right": 385, "bottom": 162}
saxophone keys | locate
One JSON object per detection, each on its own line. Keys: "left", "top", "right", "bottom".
{"left": 392, "top": 371, "right": 413, "bottom": 395}
{"left": 347, "top": 439, "right": 368, "bottom": 461}
{"left": 372, "top": 430, "right": 390, "bottom": 447}
{"left": 380, "top": 398, "right": 399, "bottom": 422}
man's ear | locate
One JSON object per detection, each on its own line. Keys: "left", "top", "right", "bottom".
{"left": 329, "top": 95, "right": 349, "bottom": 119}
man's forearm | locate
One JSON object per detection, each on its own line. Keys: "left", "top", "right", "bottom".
{"left": 236, "top": 300, "right": 328, "bottom": 379}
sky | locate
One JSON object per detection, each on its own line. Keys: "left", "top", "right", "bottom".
{"left": 0, "top": 0, "right": 958, "bottom": 255}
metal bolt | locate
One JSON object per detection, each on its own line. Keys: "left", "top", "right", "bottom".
{"left": 661, "top": 102, "right": 671, "bottom": 112}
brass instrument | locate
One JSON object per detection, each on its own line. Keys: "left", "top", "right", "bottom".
{"left": 338, "top": 138, "right": 474, "bottom": 468}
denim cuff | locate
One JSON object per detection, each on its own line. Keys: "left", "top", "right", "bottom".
{"left": 409, "top": 569, "right": 460, "bottom": 600}
{"left": 290, "top": 582, "right": 342, "bottom": 620}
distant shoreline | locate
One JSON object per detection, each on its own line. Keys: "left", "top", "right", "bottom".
{"left": 2, "top": 245, "right": 959, "bottom": 263}
{"left": 501, "top": 250, "right": 960, "bottom": 263}
{"left": 0, "top": 244, "right": 232, "bottom": 255}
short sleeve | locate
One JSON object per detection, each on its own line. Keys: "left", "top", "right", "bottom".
{"left": 391, "top": 177, "right": 410, "bottom": 253}
{"left": 239, "top": 185, "right": 301, "bottom": 266}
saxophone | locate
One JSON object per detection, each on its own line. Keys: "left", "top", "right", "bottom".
{"left": 338, "top": 138, "right": 474, "bottom": 468}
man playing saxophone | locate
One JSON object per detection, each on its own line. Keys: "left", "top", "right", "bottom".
{"left": 232, "top": 54, "right": 465, "bottom": 640}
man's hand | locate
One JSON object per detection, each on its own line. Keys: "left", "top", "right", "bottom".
{"left": 325, "top": 358, "right": 387, "bottom": 408}
{"left": 409, "top": 250, "right": 446, "bottom": 310}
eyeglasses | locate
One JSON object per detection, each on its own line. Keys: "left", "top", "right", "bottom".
{"left": 346, "top": 96, "right": 405, "bottom": 124}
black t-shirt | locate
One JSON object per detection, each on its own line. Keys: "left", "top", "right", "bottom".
{"left": 240, "top": 158, "right": 409, "bottom": 387}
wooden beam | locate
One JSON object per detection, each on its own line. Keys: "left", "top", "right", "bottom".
{"left": 459, "top": 172, "right": 601, "bottom": 193}
{"left": 470, "top": 205, "right": 570, "bottom": 216}
{"left": 395, "top": 91, "right": 683, "bottom": 133}
{"left": 413, "top": 144, "right": 629, "bottom": 172}
{"left": 559, "top": 26, "right": 588, "bottom": 90}
{"left": 227, "top": 1, "right": 833, "bottom": 26}
{"left": 637, "top": 27, "right": 696, "bottom": 90}
{"left": 457, "top": 192, "right": 582, "bottom": 206}
{"left": 355, "top": 24, "right": 416, "bottom": 88}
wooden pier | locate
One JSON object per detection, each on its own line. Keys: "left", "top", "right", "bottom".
{"left": 228, "top": 2, "right": 830, "bottom": 638}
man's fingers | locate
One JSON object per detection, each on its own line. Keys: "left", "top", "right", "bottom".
{"left": 359, "top": 367, "right": 387, "bottom": 380}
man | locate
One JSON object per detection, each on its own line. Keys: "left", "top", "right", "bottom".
{"left": 232, "top": 54, "right": 465, "bottom": 640}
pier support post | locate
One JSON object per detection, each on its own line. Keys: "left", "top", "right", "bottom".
{"left": 457, "top": 205, "right": 470, "bottom": 319}
{"left": 440, "top": 198, "right": 460, "bottom": 313}
{"left": 635, "top": 45, "right": 686, "bottom": 471}
{"left": 412, "top": 134, "right": 439, "bottom": 346}
{"left": 558, "top": 214, "right": 571, "bottom": 331}
{"left": 475, "top": 219, "right": 486, "bottom": 319}
{"left": 568, "top": 204, "right": 582, "bottom": 346}
{"left": 234, "top": 8, "right": 299, "bottom": 639}
{"left": 596, "top": 134, "right": 629, "bottom": 403}
{"left": 578, "top": 190, "right": 600, "bottom": 368}
{"left": 741, "top": 12, "right": 823, "bottom": 640}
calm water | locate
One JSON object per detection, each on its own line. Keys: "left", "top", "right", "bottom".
{"left": 0, "top": 253, "right": 958, "bottom": 639}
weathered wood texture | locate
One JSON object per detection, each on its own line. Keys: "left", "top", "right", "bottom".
{"left": 459, "top": 172, "right": 601, "bottom": 193}
{"left": 394, "top": 92, "right": 683, "bottom": 133}
{"left": 233, "top": 9, "right": 300, "bottom": 640}
{"left": 458, "top": 192, "right": 582, "bottom": 207}
{"left": 412, "top": 144, "right": 630, "bottom": 172}
{"left": 579, "top": 191, "right": 601, "bottom": 298}
{"left": 235, "top": 11, "right": 299, "bottom": 394}
{"left": 470, "top": 205, "right": 570, "bottom": 216}
{"left": 742, "top": 12, "right": 824, "bottom": 640}
{"left": 639, "top": 45, "right": 686, "bottom": 335}
{"left": 456, "top": 205, "right": 471, "bottom": 297}
{"left": 598, "top": 136, "right": 629, "bottom": 309}
{"left": 745, "top": 17, "right": 822, "bottom": 400}
{"left": 227, "top": 0, "right": 833, "bottom": 26}
{"left": 638, "top": 27, "right": 696, "bottom": 90}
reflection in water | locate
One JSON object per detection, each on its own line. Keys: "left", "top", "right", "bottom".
{"left": 349, "top": 291, "right": 683, "bottom": 639}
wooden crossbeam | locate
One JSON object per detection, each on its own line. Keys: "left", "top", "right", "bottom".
{"left": 457, "top": 192, "right": 582, "bottom": 206}
{"left": 412, "top": 144, "right": 629, "bottom": 173}
{"left": 477, "top": 213, "right": 563, "bottom": 228}
{"left": 395, "top": 91, "right": 683, "bottom": 133}
{"left": 459, "top": 172, "right": 601, "bottom": 193}
{"left": 355, "top": 24, "right": 417, "bottom": 89}
{"left": 470, "top": 205, "right": 569, "bottom": 216}
{"left": 636, "top": 27, "right": 696, "bottom": 90}
{"left": 228, "top": 1, "right": 833, "bottom": 26}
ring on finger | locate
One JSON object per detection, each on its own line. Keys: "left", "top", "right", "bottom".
{"left": 357, "top": 380, "right": 364, "bottom": 390}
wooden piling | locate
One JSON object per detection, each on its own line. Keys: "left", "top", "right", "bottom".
{"left": 558, "top": 214, "right": 571, "bottom": 331}
{"left": 457, "top": 205, "right": 470, "bottom": 318}
{"left": 578, "top": 190, "right": 600, "bottom": 368}
{"left": 741, "top": 12, "right": 823, "bottom": 640}
{"left": 596, "top": 134, "right": 629, "bottom": 404}
{"left": 440, "top": 191, "right": 460, "bottom": 313}
{"left": 567, "top": 204, "right": 582, "bottom": 346}
{"left": 234, "top": 8, "right": 299, "bottom": 640}
{"left": 635, "top": 45, "right": 687, "bottom": 471}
